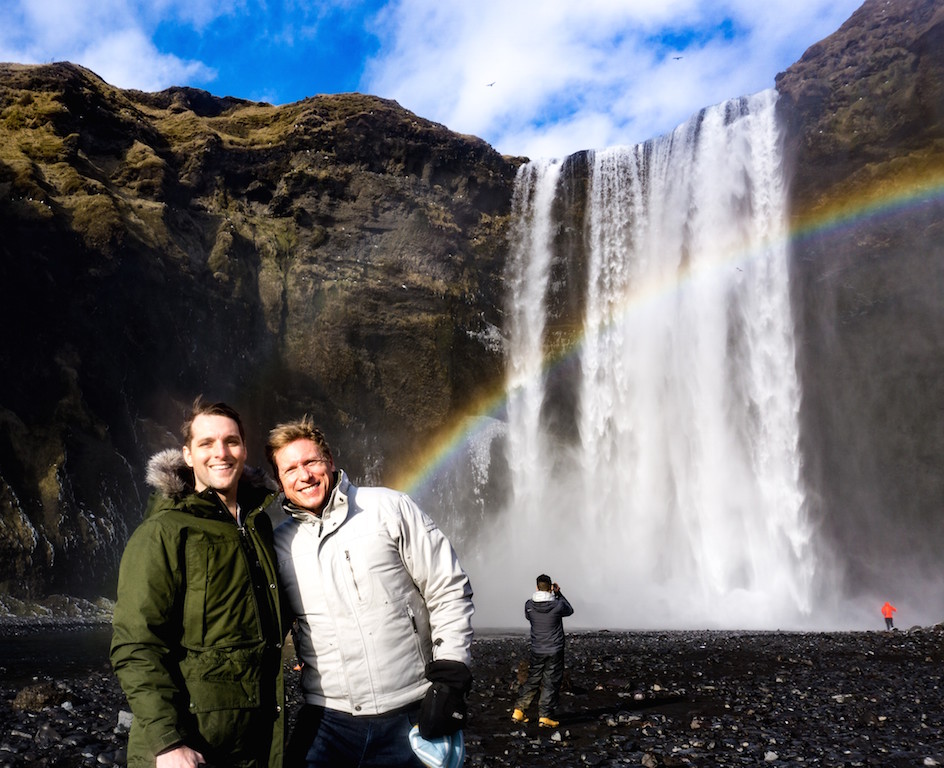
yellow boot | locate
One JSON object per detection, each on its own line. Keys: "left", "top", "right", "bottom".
{"left": 511, "top": 708, "right": 529, "bottom": 723}
{"left": 538, "top": 716, "right": 559, "bottom": 728}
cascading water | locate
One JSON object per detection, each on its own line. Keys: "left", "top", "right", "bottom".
{"left": 504, "top": 159, "right": 564, "bottom": 511}
{"left": 469, "top": 90, "right": 824, "bottom": 629}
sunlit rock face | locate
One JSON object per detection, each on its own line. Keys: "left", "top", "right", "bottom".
{"left": 0, "top": 63, "right": 520, "bottom": 599}
{"left": 776, "top": 0, "right": 944, "bottom": 607}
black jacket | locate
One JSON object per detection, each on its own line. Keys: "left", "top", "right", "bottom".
{"left": 524, "top": 590, "right": 574, "bottom": 654}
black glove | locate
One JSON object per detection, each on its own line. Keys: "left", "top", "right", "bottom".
{"left": 418, "top": 660, "right": 473, "bottom": 739}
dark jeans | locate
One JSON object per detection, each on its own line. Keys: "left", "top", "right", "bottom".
{"left": 286, "top": 704, "right": 426, "bottom": 768}
{"left": 514, "top": 649, "right": 565, "bottom": 717}
{"left": 885, "top": 617, "right": 894, "bottom": 630}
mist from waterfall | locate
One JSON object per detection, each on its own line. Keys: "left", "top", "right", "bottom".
{"left": 469, "top": 90, "right": 831, "bottom": 630}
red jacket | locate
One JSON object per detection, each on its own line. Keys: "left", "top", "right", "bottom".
{"left": 881, "top": 602, "right": 897, "bottom": 618}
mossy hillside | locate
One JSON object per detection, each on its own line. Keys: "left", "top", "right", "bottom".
{"left": 0, "top": 60, "right": 520, "bottom": 599}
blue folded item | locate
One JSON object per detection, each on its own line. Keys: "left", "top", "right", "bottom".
{"left": 408, "top": 724, "right": 465, "bottom": 768}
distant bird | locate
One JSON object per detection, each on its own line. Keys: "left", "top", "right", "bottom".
{"left": 673, "top": 56, "right": 683, "bottom": 60}
{"left": 486, "top": 81, "right": 496, "bottom": 86}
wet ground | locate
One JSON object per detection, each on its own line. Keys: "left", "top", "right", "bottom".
{"left": 1, "top": 624, "right": 943, "bottom": 766}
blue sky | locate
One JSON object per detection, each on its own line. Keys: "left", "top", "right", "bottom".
{"left": 1, "top": 0, "right": 864, "bottom": 159}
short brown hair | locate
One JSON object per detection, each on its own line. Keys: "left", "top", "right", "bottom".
{"left": 266, "top": 415, "right": 333, "bottom": 474}
{"left": 181, "top": 396, "right": 245, "bottom": 445}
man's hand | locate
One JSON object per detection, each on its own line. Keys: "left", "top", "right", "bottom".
{"left": 552, "top": 582, "right": 560, "bottom": 594}
{"left": 420, "top": 660, "right": 474, "bottom": 738}
{"left": 156, "top": 745, "right": 206, "bottom": 768}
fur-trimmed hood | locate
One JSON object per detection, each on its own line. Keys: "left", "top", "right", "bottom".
{"left": 145, "top": 447, "right": 278, "bottom": 499}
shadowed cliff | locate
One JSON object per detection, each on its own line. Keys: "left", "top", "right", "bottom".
{"left": 0, "top": 63, "right": 520, "bottom": 598}
{"left": 1, "top": 0, "right": 943, "bottom": 613}
{"left": 776, "top": 0, "right": 944, "bottom": 599}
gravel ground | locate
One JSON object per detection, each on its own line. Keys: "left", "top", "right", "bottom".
{"left": 464, "top": 628, "right": 944, "bottom": 767}
{"left": 1, "top": 624, "right": 943, "bottom": 767}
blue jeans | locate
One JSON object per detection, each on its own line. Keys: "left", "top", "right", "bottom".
{"left": 286, "top": 704, "right": 426, "bottom": 768}
{"left": 514, "top": 649, "right": 565, "bottom": 717}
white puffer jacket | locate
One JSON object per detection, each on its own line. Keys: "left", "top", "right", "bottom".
{"left": 274, "top": 469, "right": 474, "bottom": 715}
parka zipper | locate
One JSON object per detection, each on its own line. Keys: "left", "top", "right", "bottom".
{"left": 200, "top": 489, "right": 278, "bottom": 646}
{"left": 344, "top": 550, "right": 361, "bottom": 600}
{"left": 222, "top": 491, "right": 272, "bottom": 645}
{"left": 237, "top": 521, "right": 269, "bottom": 642}
{"left": 406, "top": 605, "right": 427, "bottom": 666}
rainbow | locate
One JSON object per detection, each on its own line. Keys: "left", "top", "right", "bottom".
{"left": 389, "top": 382, "right": 509, "bottom": 497}
{"left": 392, "top": 162, "right": 944, "bottom": 499}
{"left": 791, "top": 159, "right": 944, "bottom": 243}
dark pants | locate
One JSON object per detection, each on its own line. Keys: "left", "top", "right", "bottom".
{"left": 286, "top": 704, "right": 426, "bottom": 768}
{"left": 885, "top": 617, "right": 894, "bottom": 630}
{"left": 514, "top": 649, "right": 565, "bottom": 718}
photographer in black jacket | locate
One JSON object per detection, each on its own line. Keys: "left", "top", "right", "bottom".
{"left": 510, "top": 574, "right": 574, "bottom": 728}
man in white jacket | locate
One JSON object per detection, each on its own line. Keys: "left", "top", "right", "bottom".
{"left": 266, "top": 416, "right": 474, "bottom": 768}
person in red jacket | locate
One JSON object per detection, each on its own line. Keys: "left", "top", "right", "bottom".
{"left": 881, "top": 601, "right": 897, "bottom": 630}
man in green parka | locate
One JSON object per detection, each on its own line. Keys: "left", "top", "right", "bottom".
{"left": 111, "top": 399, "right": 285, "bottom": 768}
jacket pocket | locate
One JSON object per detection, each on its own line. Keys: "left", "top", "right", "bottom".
{"left": 342, "top": 548, "right": 375, "bottom": 604}
{"left": 344, "top": 550, "right": 362, "bottom": 601}
{"left": 182, "top": 531, "right": 259, "bottom": 648}
{"left": 392, "top": 599, "right": 432, "bottom": 691}
{"left": 185, "top": 685, "right": 268, "bottom": 763}
{"left": 187, "top": 678, "right": 260, "bottom": 712}
{"left": 406, "top": 605, "right": 426, "bottom": 664}
{"left": 182, "top": 534, "right": 209, "bottom": 643}
{"left": 181, "top": 647, "right": 264, "bottom": 712}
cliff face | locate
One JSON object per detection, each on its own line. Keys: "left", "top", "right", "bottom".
{"left": 776, "top": 0, "right": 944, "bottom": 594}
{"left": 0, "top": 63, "right": 520, "bottom": 598}
{"left": 1, "top": 0, "right": 943, "bottom": 608}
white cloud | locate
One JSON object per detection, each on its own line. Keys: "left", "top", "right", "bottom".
{"left": 82, "top": 28, "right": 216, "bottom": 93}
{"left": 0, "top": 0, "right": 866, "bottom": 158}
{"left": 147, "top": 0, "right": 245, "bottom": 30}
{"left": 361, "top": 0, "right": 864, "bottom": 158}
{"left": 0, "top": 0, "right": 217, "bottom": 90}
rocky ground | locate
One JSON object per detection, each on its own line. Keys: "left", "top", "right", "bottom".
{"left": 1, "top": 625, "right": 943, "bottom": 767}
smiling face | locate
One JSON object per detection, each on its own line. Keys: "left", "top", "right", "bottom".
{"left": 272, "top": 437, "right": 336, "bottom": 516}
{"left": 182, "top": 413, "right": 247, "bottom": 510}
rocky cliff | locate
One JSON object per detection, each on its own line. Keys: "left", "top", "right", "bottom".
{"left": 776, "top": 0, "right": 944, "bottom": 596}
{"left": 0, "top": 63, "right": 520, "bottom": 599}
{"left": 1, "top": 0, "right": 942, "bottom": 609}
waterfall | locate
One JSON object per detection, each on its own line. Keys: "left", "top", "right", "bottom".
{"left": 505, "top": 159, "right": 564, "bottom": 513}
{"left": 472, "top": 90, "right": 820, "bottom": 629}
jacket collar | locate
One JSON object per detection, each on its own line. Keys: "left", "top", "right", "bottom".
{"left": 282, "top": 469, "right": 350, "bottom": 536}
{"left": 145, "top": 447, "right": 278, "bottom": 512}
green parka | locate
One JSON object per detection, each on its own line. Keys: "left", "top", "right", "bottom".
{"left": 111, "top": 449, "right": 285, "bottom": 768}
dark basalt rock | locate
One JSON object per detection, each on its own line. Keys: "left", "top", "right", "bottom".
{"left": 2, "top": 627, "right": 943, "bottom": 766}
{"left": 1, "top": 0, "right": 944, "bottom": 608}
{"left": 776, "top": 0, "right": 944, "bottom": 598}
{"left": 0, "top": 62, "right": 521, "bottom": 599}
